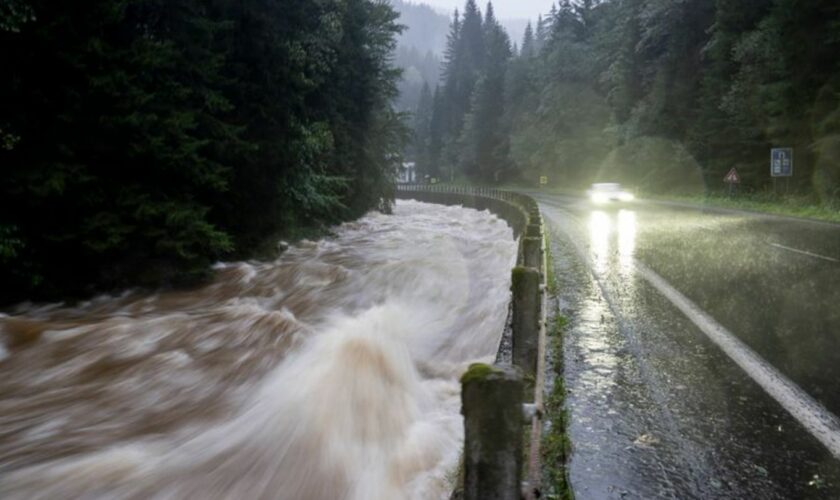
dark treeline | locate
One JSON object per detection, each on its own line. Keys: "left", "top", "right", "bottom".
{"left": 412, "top": 0, "right": 840, "bottom": 200}
{"left": 0, "top": 0, "right": 405, "bottom": 303}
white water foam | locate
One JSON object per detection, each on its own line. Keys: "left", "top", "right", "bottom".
{"left": 0, "top": 200, "right": 517, "bottom": 499}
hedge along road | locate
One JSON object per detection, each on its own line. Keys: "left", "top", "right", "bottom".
{"left": 535, "top": 192, "right": 840, "bottom": 499}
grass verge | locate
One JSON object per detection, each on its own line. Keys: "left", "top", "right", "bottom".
{"left": 542, "top": 235, "right": 572, "bottom": 500}
{"left": 651, "top": 192, "right": 840, "bottom": 223}
{"left": 542, "top": 315, "right": 572, "bottom": 500}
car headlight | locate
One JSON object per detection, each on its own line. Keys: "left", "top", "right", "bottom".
{"left": 591, "top": 193, "right": 609, "bottom": 203}
{"left": 619, "top": 192, "right": 635, "bottom": 202}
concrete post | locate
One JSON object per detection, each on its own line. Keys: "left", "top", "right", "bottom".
{"left": 526, "top": 223, "right": 541, "bottom": 238}
{"left": 461, "top": 363, "right": 524, "bottom": 500}
{"left": 511, "top": 267, "right": 540, "bottom": 385}
{"left": 523, "top": 237, "right": 541, "bottom": 270}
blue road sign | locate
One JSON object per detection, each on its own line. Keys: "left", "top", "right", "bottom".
{"left": 771, "top": 148, "right": 793, "bottom": 177}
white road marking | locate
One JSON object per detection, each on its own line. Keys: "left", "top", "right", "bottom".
{"left": 634, "top": 260, "right": 840, "bottom": 459}
{"left": 768, "top": 243, "right": 840, "bottom": 263}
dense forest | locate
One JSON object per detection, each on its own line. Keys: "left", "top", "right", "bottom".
{"left": 0, "top": 0, "right": 405, "bottom": 303}
{"left": 389, "top": 1, "right": 445, "bottom": 114}
{"left": 412, "top": 0, "right": 512, "bottom": 182}
{"left": 411, "top": 0, "right": 840, "bottom": 200}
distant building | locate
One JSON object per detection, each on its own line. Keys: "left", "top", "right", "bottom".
{"left": 397, "top": 162, "right": 416, "bottom": 183}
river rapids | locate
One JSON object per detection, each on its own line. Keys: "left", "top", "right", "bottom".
{"left": 0, "top": 200, "right": 517, "bottom": 499}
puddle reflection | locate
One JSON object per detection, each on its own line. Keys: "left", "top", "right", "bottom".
{"left": 579, "top": 209, "right": 639, "bottom": 396}
{"left": 590, "top": 211, "right": 611, "bottom": 275}
{"left": 580, "top": 208, "right": 640, "bottom": 395}
{"left": 588, "top": 209, "right": 637, "bottom": 276}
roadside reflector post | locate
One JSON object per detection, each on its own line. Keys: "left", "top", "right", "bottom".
{"left": 461, "top": 363, "right": 524, "bottom": 500}
{"left": 512, "top": 266, "right": 540, "bottom": 395}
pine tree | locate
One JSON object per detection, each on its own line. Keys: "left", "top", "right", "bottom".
{"left": 686, "top": 0, "right": 773, "bottom": 187}
{"left": 413, "top": 82, "right": 434, "bottom": 178}
{"left": 535, "top": 14, "right": 547, "bottom": 53}
{"left": 459, "top": 1, "right": 511, "bottom": 181}
{"left": 428, "top": 86, "right": 446, "bottom": 179}
{"left": 0, "top": 0, "right": 407, "bottom": 303}
{"left": 521, "top": 22, "right": 535, "bottom": 59}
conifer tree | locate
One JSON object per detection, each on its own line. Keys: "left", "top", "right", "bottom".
{"left": 0, "top": 0, "right": 406, "bottom": 303}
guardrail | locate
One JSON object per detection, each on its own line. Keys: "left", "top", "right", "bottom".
{"left": 396, "top": 184, "right": 548, "bottom": 500}
{"left": 396, "top": 183, "right": 531, "bottom": 204}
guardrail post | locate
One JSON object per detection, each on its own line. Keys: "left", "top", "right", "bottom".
{"left": 523, "top": 237, "right": 541, "bottom": 270}
{"left": 511, "top": 266, "right": 540, "bottom": 387}
{"left": 462, "top": 363, "right": 524, "bottom": 500}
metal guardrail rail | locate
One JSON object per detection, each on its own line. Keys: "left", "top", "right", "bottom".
{"left": 396, "top": 183, "right": 529, "bottom": 204}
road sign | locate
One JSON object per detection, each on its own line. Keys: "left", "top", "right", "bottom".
{"left": 724, "top": 167, "right": 741, "bottom": 184}
{"left": 539, "top": 176, "right": 548, "bottom": 185}
{"left": 771, "top": 148, "right": 793, "bottom": 177}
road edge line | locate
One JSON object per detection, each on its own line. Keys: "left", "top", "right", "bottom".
{"left": 767, "top": 243, "right": 840, "bottom": 263}
{"left": 634, "top": 260, "right": 840, "bottom": 460}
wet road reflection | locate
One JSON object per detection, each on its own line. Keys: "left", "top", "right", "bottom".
{"left": 540, "top": 195, "right": 840, "bottom": 499}
{"left": 588, "top": 211, "right": 611, "bottom": 275}
{"left": 588, "top": 209, "right": 637, "bottom": 277}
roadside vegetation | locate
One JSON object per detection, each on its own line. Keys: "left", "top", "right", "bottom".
{"left": 0, "top": 0, "right": 406, "bottom": 304}
{"left": 543, "top": 314, "right": 572, "bottom": 500}
{"left": 651, "top": 192, "right": 840, "bottom": 224}
{"left": 541, "top": 237, "right": 572, "bottom": 500}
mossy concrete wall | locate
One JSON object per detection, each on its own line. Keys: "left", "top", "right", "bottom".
{"left": 511, "top": 266, "right": 541, "bottom": 388}
{"left": 522, "top": 237, "right": 541, "bottom": 269}
{"left": 461, "top": 363, "right": 524, "bottom": 500}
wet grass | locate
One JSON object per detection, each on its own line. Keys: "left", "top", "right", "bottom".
{"left": 650, "top": 192, "right": 840, "bottom": 224}
{"left": 543, "top": 315, "right": 572, "bottom": 500}
{"left": 541, "top": 224, "right": 572, "bottom": 499}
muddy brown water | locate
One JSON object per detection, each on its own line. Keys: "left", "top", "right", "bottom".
{"left": 0, "top": 200, "right": 517, "bottom": 500}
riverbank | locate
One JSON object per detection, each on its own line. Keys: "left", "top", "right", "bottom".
{"left": 0, "top": 200, "right": 517, "bottom": 499}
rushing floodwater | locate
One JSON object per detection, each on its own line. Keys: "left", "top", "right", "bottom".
{"left": 0, "top": 200, "right": 517, "bottom": 499}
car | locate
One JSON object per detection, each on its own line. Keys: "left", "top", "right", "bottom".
{"left": 587, "top": 183, "right": 635, "bottom": 203}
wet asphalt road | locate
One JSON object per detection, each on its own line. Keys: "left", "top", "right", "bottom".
{"left": 535, "top": 193, "right": 840, "bottom": 499}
